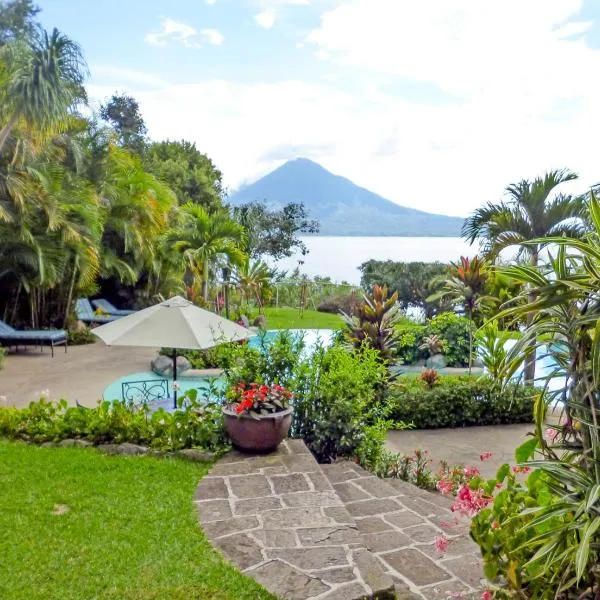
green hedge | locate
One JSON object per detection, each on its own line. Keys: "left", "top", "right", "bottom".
{"left": 388, "top": 375, "right": 536, "bottom": 428}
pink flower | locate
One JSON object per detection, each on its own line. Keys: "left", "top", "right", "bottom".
{"left": 451, "top": 485, "right": 492, "bottom": 517}
{"left": 463, "top": 466, "right": 481, "bottom": 479}
{"left": 481, "top": 591, "right": 493, "bottom": 600}
{"left": 434, "top": 535, "right": 449, "bottom": 553}
{"left": 436, "top": 479, "right": 453, "bottom": 495}
{"left": 545, "top": 427, "right": 559, "bottom": 442}
{"left": 491, "top": 521, "right": 500, "bottom": 530}
{"left": 480, "top": 452, "right": 493, "bottom": 461}
{"left": 512, "top": 466, "right": 531, "bottom": 474}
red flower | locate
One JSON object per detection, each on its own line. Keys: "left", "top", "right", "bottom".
{"left": 480, "top": 452, "right": 493, "bottom": 461}
{"left": 436, "top": 479, "right": 453, "bottom": 495}
{"left": 235, "top": 398, "right": 253, "bottom": 414}
{"left": 434, "top": 535, "right": 449, "bottom": 553}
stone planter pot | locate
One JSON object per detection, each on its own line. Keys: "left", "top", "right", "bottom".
{"left": 222, "top": 406, "right": 293, "bottom": 452}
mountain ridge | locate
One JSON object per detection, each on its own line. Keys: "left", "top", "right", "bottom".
{"left": 229, "top": 158, "right": 465, "bottom": 236}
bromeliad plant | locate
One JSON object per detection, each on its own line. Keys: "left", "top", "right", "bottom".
{"left": 227, "top": 382, "right": 292, "bottom": 419}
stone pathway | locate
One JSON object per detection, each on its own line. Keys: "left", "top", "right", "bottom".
{"left": 195, "top": 440, "right": 485, "bottom": 599}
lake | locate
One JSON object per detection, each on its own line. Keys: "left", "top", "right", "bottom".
{"left": 270, "top": 236, "right": 474, "bottom": 284}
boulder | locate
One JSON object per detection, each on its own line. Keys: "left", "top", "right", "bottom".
{"left": 178, "top": 448, "right": 215, "bottom": 462}
{"left": 426, "top": 353, "right": 446, "bottom": 369}
{"left": 151, "top": 354, "right": 172, "bottom": 375}
{"left": 176, "top": 355, "right": 191, "bottom": 374}
{"left": 151, "top": 354, "right": 191, "bottom": 375}
{"left": 117, "top": 443, "right": 149, "bottom": 455}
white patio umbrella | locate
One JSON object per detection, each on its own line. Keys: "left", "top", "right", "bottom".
{"left": 92, "top": 295, "right": 255, "bottom": 407}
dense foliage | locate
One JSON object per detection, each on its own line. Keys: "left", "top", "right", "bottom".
{"left": 0, "top": 392, "right": 228, "bottom": 452}
{"left": 388, "top": 375, "right": 536, "bottom": 429}
{"left": 395, "top": 312, "right": 473, "bottom": 367}
{"left": 359, "top": 260, "right": 451, "bottom": 317}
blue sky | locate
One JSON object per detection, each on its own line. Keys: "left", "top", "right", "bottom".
{"left": 37, "top": 0, "right": 600, "bottom": 216}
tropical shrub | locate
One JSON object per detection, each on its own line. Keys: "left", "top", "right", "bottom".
{"left": 420, "top": 368, "right": 439, "bottom": 388}
{"left": 317, "top": 292, "right": 359, "bottom": 315}
{"left": 395, "top": 327, "right": 425, "bottom": 364}
{"left": 0, "top": 347, "right": 5, "bottom": 370}
{"left": 426, "top": 312, "right": 473, "bottom": 367}
{"left": 292, "top": 343, "right": 390, "bottom": 463}
{"left": 476, "top": 320, "right": 511, "bottom": 379}
{"left": 67, "top": 327, "right": 97, "bottom": 346}
{"left": 341, "top": 284, "right": 402, "bottom": 362}
{"left": 388, "top": 375, "right": 536, "bottom": 429}
{"left": 0, "top": 390, "right": 228, "bottom": 452}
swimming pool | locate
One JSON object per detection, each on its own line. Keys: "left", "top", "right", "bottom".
{"left": 103, "top": 328, "right": 336, "bottom": 403}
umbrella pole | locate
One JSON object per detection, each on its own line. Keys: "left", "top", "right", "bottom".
{"left": 172, "top": 348, "right": 178, "bottom": 409}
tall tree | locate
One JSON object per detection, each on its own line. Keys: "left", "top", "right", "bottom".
{"left": 462, "top": 169, "right": 585, "bottom": 382}
{"left": 143, "top": 140, "right": 224, "bottom": 210}
{"left": 233, "top": 201, "right": 319, "bottom": 260}
{"left": 0, "top": 0, "right": 39, "bottom": 45}
{"left": 167, "top": 204, "right": 245, "bottom": 301}
{"left": 99, "top": 93, "right": 147, "bottom": 153}
{"left": 0, "top": 27, "right": 87, "bottom": 153}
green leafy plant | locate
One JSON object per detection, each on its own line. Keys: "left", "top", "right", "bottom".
{"left": 341, "top": 284, "right": 402, "bottom": 362}
{"left": 0, "top": 346, "right": 5, "bottom": 370}
{"left": 67, "top": 327, "right": 96, "bottom": 346}
{"left": 476, "top": 320, "right": 510, "bottom": 379}
{"left": 388, "top": 375, "right": 536, "bottom": 429}
{"left": 426, "top": 312, "right": 474, "bottom": 367}
{"left": 0, "top": 389, "right": 229, "bottom": 453}
{"left": 419, "top": 334, "right": 445, "bottom": 356}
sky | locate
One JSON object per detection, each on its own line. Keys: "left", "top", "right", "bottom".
{"left": 38, "top": 0, "right": 600, "bottom": 217}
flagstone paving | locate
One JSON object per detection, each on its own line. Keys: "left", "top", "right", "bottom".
{"left": 194, "top": 440, "right": 486, "bottom": 600}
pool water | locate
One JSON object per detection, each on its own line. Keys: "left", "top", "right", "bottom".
{"left": 103, "top": 328, "right": 335, "bottom": 403}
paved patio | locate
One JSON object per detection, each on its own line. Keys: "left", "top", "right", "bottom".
{"left": 196, "top": 439, "right": 485, "bottom": 600}
{"left": 0, "top": 341, "right": 157, "bottom": 408}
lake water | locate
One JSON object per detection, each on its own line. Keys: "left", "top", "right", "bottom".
{"left": 270, "top": 236, "right": 474, "bottom": 284}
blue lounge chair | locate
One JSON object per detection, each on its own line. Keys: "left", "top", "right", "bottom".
{"left": 92, "top": 299, "right": 136, "bottom": 316}
{"left": 0, "top": 319, "right": 67, "bottom": 357}
{"left": 75, "top": 299, "right": 120, "bottom": 324}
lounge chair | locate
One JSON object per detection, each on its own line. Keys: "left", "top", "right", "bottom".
{"left": 75, "top": 299, "right": 120, "bottom": 324}
{"left": 92, "top": 299, "right": 136, "bottom": 316}
{"left": 0, "top": 319, "right": 67, "bottom": 357}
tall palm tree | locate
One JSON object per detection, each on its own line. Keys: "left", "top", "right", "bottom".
{"left": 0, "top": 27, "right": 87, "bottom": 153}
{"left": 234, "top": 258, "right": 273, "bottom": 312}
{"left": 168, "top": 204, "right": 246, "bottom": 301}
{"left": 462, "top": 169, "right": 586, "bottom": 382}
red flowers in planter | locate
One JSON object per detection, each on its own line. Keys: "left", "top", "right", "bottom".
{"left": 229, "top": 382, "right": 293, "bottom": 418}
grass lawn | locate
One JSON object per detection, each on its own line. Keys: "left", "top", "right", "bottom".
{"left": 0, "top": 442, "right": 275, "bottom": 600}
{"left": 263, "top": 306, "right": 343, "bottom": 329}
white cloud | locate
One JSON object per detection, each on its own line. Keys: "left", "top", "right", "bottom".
{"left": 145, "top": 17, "right": 223, "bottom": 48}
{"left": 201, "top": 28, "right": 225, "bottom": 45}
{"left": 96, "top": 1, "right": 600, "bottom": 218}
{"left": 254, "top": 9, "right": 276, "bottom": 29}
{"left": 314, "top": 49, "right": 330, "bottom": 61}
{"left": 206, "top": 0, "right": 217, "bottom": 4}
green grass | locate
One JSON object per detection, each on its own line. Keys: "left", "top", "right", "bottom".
{"left": 262, "top": 306, "right": 343, "bottom": 329}
{"left": 0, "top": 442, "right": 275, "bottom": 600}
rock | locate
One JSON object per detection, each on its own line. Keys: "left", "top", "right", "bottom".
{"left": 176, "top": 355, "right": 191, "bottom": 374}
{"left": 40, "top": 441, "right": 57, "bottom": 448}
{"left": 58, "top": 439, "right": 77, "bottom": 447}
{"left": 151, "top": 354, "right": 172, "bottom": 375}
{"left": 97, "top": 443, "right": 121, "bottom": 454}
{"left": 73, "top": 439, "right": 93, "bottom": 448}
{"left": 179, "top": 448, "right": 214, "bottom": 462}
{"left": 151, "top": 354, "right": 191, "bottom": 375}
{"left": 117, "top": 443, "right": 149, "bottom": 455}
{"left": 253, "top": 314, "right": 267, "bottom": 329}
{"left": 426, "top": 353, "right": 446, "bottom": 369}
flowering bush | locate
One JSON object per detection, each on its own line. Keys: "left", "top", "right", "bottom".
{"left": 227, "top": 382, "right": 292, "bottom": 418}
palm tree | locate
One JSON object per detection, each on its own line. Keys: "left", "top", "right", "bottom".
{"left": 429, "top": 256, "right": 489, "bottom": 373}
{"left": 168, "top": 204, "right": 246, "bottom": 301}
{"left": 462, "top": 169, "right": 586, "bottom": 382}
{"left": 234, "top": 258, "right": 273, "bottom": 312}
{"left": 0, "top": 27, "right": 87, "bottom": 153}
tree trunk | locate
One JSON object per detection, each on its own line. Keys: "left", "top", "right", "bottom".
{"left": 202, "top": 261, "right": 209, "bottom": 302}
{"left": 10, "top": 281, "right": 21, "bottom": 324}
{"left": 64, "top": 258, "right": 78, "bottom": 328}
{"left": 0, "top": 114, "right": 19, "bottom": 155}
{"left": 523, "top": 248, "right": 539, "bottom": 384}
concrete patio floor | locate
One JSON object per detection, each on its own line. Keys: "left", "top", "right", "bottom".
{"left": 386, "top": 424, "right": 538, "bottom": 477}
{"left": 0, "top": 341, "right": 157, "bottom": 408}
